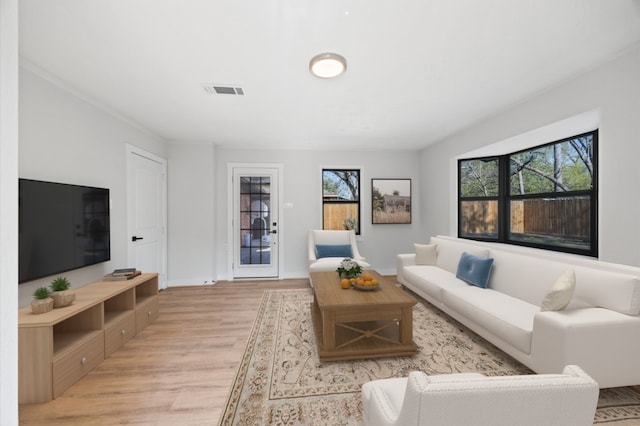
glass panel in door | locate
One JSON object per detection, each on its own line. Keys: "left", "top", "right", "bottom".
{"left": 233, "top": 167, "right": 279, "bottom": 278}
{"left": 240, "top": 176, "right": 271, "bottom": 265}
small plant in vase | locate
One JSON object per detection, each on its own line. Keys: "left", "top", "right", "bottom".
{"left": 336, "top": 257, "right": 362, "bottom": 278}
{"left": 31, "top": 286, "right": 54, "bottom": 314}
{"left": 343, "top": 216, "right": 357, "bottom": 231}
{"left": 50, "top": 276, "right": 75, "bottom": 308}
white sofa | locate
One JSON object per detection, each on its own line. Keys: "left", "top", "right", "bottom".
{"left": 397, "top": 235, "right": 640, "bottom": 388}
{"left": 362, "top": 365, "right": 599, "bottom": 426}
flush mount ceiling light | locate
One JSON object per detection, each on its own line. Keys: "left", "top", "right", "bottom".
{"left": 309, "top": 53, "right": 347, "bottom": 78}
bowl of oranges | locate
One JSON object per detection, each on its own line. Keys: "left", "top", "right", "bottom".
{"left": 342, "top": 272, "right": 380, "bottom": 291}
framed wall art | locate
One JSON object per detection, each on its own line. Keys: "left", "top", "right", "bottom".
{"left": 371, "top": 178, "right": 411, "bottom": 224}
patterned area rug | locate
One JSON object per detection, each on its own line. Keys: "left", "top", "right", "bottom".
{"left": 219, "top": 289, "right": 640, "bottom": 425}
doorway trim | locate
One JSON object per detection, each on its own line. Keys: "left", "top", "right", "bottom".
{"left": 227, "top": 163, "right": 284, "bottom": 280}
{"left": 126, "top": 144, "right": 168, "bottom": 289}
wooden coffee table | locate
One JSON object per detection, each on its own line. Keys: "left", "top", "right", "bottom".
{"left": 309, "top": 270, "right": 418, "bottom": 362}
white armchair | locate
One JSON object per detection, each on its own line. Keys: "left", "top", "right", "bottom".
{"left": 308, "top": 229, "right": 371, "bottom": 274}
{"left": 361, "top": 365, "right": 599, "bottom": 426}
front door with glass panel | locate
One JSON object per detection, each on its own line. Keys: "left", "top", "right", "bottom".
{"left": 233, "top": 167, "right": 279, "bottom": 278}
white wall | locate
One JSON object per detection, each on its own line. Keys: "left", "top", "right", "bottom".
{"left": 166, "top": 143, "right": 216, "bottom": 285}
{"left": 17, "top": 63, "right": 422, "bottom": 297}
{"left": 211, "top": 148, "right": 422, "bottom": 280}
{"left": 18, "top": 66, "right": 167, "bottom": 306}
{"left": 1, "top": 0, "right": 19, "bottom": 422}
{"left": 420, "top": 44, "right": 640, "bottom": 266}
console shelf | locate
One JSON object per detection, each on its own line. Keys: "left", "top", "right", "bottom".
{"left": 18, "top": 273, "right": 159, "bottom": 404}
{"left": 53, "top": 329, "right": 103, "bottom": 358}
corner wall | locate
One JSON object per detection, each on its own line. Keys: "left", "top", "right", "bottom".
{"left": 420, "top": 44, "right": 640, "bottom": 266}
{"left": 212, "top": 148, "right": 422, "bottom": 280}
{"left": 166, "top": 142, "right": 216, "bottom": 285}
{"left": 1, "top": 0, "right": 20, "bottom": 422}
{"left": 18, "top": 66, "right": 167, "bottom": 306}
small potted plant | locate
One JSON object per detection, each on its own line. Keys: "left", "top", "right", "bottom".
{"left": 31, "top": 287, "right": 54, "bottom": 314}
{"left": 50, "top": 276, "right": 75, "bottom": 308}
{"left": 336, "top": 257, "right": 362, "bottom": 278}
{"left": 343, "top": 216, "right": 357, "bottom": 231}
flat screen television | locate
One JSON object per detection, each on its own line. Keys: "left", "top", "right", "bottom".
{"left": 19, "top": 178, "right": 111, "bottom": 283}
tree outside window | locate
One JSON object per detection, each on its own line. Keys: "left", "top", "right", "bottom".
{"left": 322, "top": 169, "right": 360, "bottom": 235}
{"left": 459, "top": 158, "right": 500, "bottom": 239}
{"left": 458, "top": 130, "right": 597, "bottom": 256}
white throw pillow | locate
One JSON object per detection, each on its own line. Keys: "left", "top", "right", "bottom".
{"left": 414, "top": 243, "right": 437, "bottom": 265}
{"left": 541, "top": 269, "right": 576, "bottom": 311}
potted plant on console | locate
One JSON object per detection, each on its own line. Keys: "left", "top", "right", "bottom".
{"left": 50, "top": 276, "right": 75, "bottom": 308}
{"left": 31, "top": 287, "right": 53, "bottom": 314}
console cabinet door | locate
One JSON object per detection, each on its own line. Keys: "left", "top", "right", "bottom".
{"left": 136, "top": 296, "right": 159, "bottom": 334}
{"left": 53, "top": 332, "right": 105, "bottom": 398}
{"left": 105, "top": 312, "right": 136, "bottom": 357}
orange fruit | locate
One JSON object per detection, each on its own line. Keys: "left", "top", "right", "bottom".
{"left": 340, "top": 278, "right": 351, "bottom": 289}
{"left": 363, "top": 273, "right": 373, "bottom": 281}
{"left": 370, "top": 279, "right": 379, "bottom": 286}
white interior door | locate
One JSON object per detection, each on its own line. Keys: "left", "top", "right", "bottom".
{"left": 232, "top": 166, "right": 279, "bottom": 278}
{"left": 127, "top": 146, "right": 167, "bottom": 289}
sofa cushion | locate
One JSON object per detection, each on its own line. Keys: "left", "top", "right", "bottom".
{"left": 456, "top": 252, "right": 494, "bottom": 288}
{"left": 309, "top": 257, "right": 372, "bottom": 273}
{"left": 431, "top": 237, "right": 490, "bottom": 274}
{"left": 568, "top": 267, "right": 640, "bottom": 315}
{"left": 403, "top": 265, "right": 468, "bottom": 302}
{"left": 488, "top": 250, "right": 569, "bottom": 305}
{"left": 443, "top": 286, "right": 536, "bottom": 354}
{"left": 487, "top": 248, "right": 640, "bottom": 315}
{"left": 315, "top": 244, "right": 352, "bottom": 259}
{"left": 414, "top": 243, "right": 437, "bottom": 265}
{"left": 541, "top": 269, "right": 576, "bottom": 311}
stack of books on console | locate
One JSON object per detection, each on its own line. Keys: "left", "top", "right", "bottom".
{"left": 104, "top": 268, "right": 142, "bottom": 281}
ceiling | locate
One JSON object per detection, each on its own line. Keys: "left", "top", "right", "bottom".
{"left": 18, "top": 1, "right": 640, "bottom": 151}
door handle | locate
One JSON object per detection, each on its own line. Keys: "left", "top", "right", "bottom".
{"left": 132, "top": 236, "right": 144, "bottom": 242}
{"left": 271, "top": 230, "right": 277, "bottom": 234}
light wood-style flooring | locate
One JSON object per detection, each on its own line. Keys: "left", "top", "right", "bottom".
{"left": 19, "top": 279, "right": 640, "bottom": 425}
{"left": 19, "top": 279, "right": 310, "bottom": 425}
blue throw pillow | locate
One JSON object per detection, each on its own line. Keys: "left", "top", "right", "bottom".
{"left": 316, "top": 244, "right": 353, "bottom": 259}
{"left": 456, "top": 252, "right": 494, "bottom": 288}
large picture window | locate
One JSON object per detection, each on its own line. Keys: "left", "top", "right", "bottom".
{"left": 458, "top": 130, "right": 598, "bottom": 256}
{"left": 322, "top": 169, "right": 360, "bottom": 235}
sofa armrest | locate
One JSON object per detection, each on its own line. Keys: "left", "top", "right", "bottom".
{"left": 362, "top": 372, "right": 427, "bottom": 426}
{"left": 307, "top": 229, "right": 317, "bottom": 265}
{"left": 531, "top": 308, "right": 640, "bottom": 388}
{"left": 396, "top": 254, "right": 416, "bottom": 286}
{"left": 362, "top": 384, "right": 403, "bottom": 426}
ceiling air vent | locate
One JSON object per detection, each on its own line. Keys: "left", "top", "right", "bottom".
{"left": 202, "top": 84, "right": 245, "bottom": 95}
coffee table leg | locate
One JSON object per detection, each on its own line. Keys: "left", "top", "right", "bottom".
{"left": 322, "top": 310, "right": 336, "bottom": 351}
{"left": 399, "top": 306, "right": 413, "bottom": 344}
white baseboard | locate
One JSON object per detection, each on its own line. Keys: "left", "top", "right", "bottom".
{"left": 167, "top": 278, "right": 215, "bottom": 287}
{"left": 168, "top": 269, "right": 395, "bottom": 287}
{"left": 376, "top": 267, "right": 396, "bottom": 276}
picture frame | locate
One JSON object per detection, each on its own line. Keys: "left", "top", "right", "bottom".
{"left": 372, "top": 178, "right": 411, "bottom": 224}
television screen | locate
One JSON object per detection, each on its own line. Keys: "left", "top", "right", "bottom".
{"left": 19, "top": 179, "right": 111, "bottom": 283}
